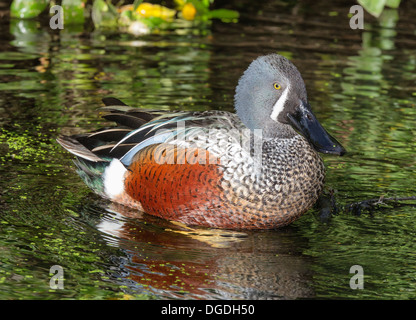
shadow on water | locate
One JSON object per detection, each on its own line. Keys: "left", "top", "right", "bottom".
{"left": 1, "top": 0, "right": 416, "bottom": 299}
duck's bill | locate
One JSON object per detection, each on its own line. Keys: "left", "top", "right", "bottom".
{"left": 287, "top": 103, "right": 346, "bottom": 156}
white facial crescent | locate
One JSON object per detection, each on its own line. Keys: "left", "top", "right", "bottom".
{"left": 270, "top": 85, "right": 290, "bottom": 121}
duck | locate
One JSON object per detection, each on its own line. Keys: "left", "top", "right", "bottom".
{"left": 57, "top": 53, "right": 346, "bottom": 230}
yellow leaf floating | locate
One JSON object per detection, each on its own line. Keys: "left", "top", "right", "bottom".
{"left": 182, "top": 3, "right": 197, "bottom": 21}
{"left": 136, "top": 2, "right": 176, "bottom": 21}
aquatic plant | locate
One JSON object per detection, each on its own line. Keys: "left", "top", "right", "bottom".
{"left": 9, "top": 0, "right": 239, "bottom": 34}
{"left": 357, "top": 0, "right": 401, "bottom": 17}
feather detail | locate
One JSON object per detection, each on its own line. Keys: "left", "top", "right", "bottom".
{"left": 120, "top": 131, "right": 174, "bottom": 166}
{"left": 57, "top": 98, "right": 244, "bottom": 169}
{"left": 56, "top": 136, "right": 106, "bottom": 162}
{"left": 102, "top": 97, "right": 128, "bottom": 106}
{"left": 102, "top": 113, "right": 147, "bottom": 129}
{"left": 88, "top": 128, "right": 131, "bottom": 141}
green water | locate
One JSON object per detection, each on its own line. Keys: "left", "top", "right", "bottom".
{"left": 1, "top": 0, "right": 416, "bottom": 299}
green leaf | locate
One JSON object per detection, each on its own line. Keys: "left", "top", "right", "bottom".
{"left": 106, "top": 0, "right": 118, "bottom": 16}
{"left": 10, "top": 0, "right": 50, "bottom": 19}
{"left": 139, "top": 16, "right": 166, "bottom": 29}
{"left": 385, "top": 0, "right": 401, "bottom": 9}
{"left": 207, "top": 9, "right": 239, "bottom": 21}
{"left": 91, "top": 0, "right": 118, "bottom": 28}
{"left": 357, "top": 0, "right": 386, "bottom": 17}
{"left": 132, "top": 0, "right": 143, "bottom": 12}
{"left": 62, "top": 0, "right": 85, "bottom": 25}
{"left": 188, "top": 0, "right": 209, "bottom": 15}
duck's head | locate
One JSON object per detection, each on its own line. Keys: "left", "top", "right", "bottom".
{"left": 235, "top": 54, "right": 346, "bottom": 156}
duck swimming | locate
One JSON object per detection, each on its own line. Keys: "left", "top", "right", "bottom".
{"left": 57, "top": 53, "right": 346, "bottom": 230}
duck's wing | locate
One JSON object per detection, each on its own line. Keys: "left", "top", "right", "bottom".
{"left": 57, "top": 98, "right": 242, "bottom": 166}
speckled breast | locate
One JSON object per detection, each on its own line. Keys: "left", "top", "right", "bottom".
{"left": 123, "top": 135, "right": 325, "bottom": 230}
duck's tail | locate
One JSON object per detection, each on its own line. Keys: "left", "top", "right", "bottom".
{"left": 56, "top": 97, "right": 160, "bottom": 198}
{"left": 56, "top": 135, "right": 110, "bottom": 197}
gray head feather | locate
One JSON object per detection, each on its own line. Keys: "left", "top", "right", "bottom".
{"left": 234, "top": 54, "right": 307, "bottom": 138}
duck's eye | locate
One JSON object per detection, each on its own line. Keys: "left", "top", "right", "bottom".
{"left": 273, "top": 83, "right": 281, "bottom": 90}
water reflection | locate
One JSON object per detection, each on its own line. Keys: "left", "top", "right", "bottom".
{"left": 9, "top": 19, "right": 51, "bottom": 53}
{"left": 91, "top": 202, "right": 314, "bottom": 299}
{"left": 342, "top": 9, "right": 399, "bottom": 99}
{"left": 1, "top": 0, "right": 416, "bottom": 300}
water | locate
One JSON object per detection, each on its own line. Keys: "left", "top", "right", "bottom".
{"left": 1, "top": 0, "right": 416, "bottom": 299}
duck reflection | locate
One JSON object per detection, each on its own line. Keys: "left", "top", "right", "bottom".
{"left": 91, "top": 202, "right": 314, "bottom": 299}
